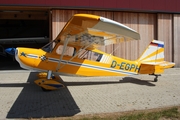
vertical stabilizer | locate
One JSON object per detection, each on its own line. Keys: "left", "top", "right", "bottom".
{"left": 138, "top": 40, "right": 164, "bottom": 63}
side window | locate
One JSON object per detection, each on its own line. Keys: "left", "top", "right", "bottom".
{"left": 56, "top": 45, "right": 75, "bottom": 56}
{"left": 96, "top": 53, "right": 103, "bottom": 62}
{"left": 78, "top": 49, "right": 102, "bottom": 62}
{"left": 91, "top": 52, "right": 103, "bottom": 62}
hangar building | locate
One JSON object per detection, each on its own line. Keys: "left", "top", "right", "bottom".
{"left": 0, "top": 0, "right": 180, "bottom": 68}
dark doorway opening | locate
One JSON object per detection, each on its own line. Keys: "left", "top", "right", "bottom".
{"left": 0, "top": 10, "right": 50, "bottom": 70}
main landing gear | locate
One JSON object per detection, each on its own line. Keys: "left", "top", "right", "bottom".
{"left": 34, "top": 70, "right": 64, "bottom": 91}
{"left": 150, "top": 74, "right": 161, "bottom": 82}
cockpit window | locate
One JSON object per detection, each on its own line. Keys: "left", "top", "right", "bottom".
{"left": 42, "top": 40, "right": 60, "bottom": 52}
{"left": 78, "top": 49, "right": 103, "bottom": 62}
{"left": 56, "top": 45, "right": 75, "bottom": 56}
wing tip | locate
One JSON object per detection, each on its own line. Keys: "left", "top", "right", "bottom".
{"left": 74, "top": 14, "right": 100, "bottom": 20}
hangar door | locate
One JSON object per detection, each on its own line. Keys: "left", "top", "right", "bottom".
{"left": 0, "top": 10, "right": 49, "bottom": 70}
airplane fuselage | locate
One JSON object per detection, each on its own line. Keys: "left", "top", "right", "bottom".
{"left": 15, "top": 47, "right": 140, "bottom": 77}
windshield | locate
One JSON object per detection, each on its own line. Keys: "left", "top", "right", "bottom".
{"left": 41, "top": 40, "right": 60, "bottom": 52}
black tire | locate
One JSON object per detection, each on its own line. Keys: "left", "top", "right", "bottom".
{"left": 154, "top": 78, "right": 158, "bottom": 82}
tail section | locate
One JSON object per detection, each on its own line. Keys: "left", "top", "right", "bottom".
{"left": 138, "top": 40, "right": 175, "bottom": 74}
{"left": 138, "top": 40, "right": 164, "bottom": 63}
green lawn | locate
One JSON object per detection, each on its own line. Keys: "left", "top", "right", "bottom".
{"left": 33, "top": 107, "right": 180, "bottom": 120}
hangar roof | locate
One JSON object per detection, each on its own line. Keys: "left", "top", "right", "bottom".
{"left": 0, "top": 0, "right": 180, "bottom": 13}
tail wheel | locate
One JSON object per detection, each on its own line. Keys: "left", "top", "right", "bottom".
{"left": 154, "top": 77, "right": 158, "bottom": 82}
{"left": 154, "top": 75, "right": 160, "bottom": 82}
{"left": 150, "top": 74, "right": 161, "bottom": 82}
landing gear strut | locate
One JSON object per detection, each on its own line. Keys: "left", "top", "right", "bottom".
{"left": 47, "top": 70, "right": 53, "bottom": 79}
{"left": 34, "top": 70, "right": 64, "bottom": 91}
{"left": 154, "top": 75, "right": 158, "bottom": 82}
{"left": 150, "top": 74, "right": 161, "bottom": 82}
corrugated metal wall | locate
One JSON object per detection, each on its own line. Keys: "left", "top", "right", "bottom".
{"left": 157, "top": 14, "right": 173, "bottom": 62}
{"left": 113, "top": 12, "right": 156, "bottom": 60}
{"left": 52, "top": 10, "right": 180, "bottom": 67}
{"left": 173, "top": 14, "right": 180, "bottom": 67}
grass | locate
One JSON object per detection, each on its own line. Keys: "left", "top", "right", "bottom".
{"left": 117, "top": 107, "right": 179, "bottom": 120}
{"left": 32, "top": 107, "right": 180, "bottom": 120}
{"left": 71, "top": 107, "right": 180, "bottom": 120}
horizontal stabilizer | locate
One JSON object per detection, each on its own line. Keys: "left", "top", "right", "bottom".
{"left": 141, "top": 61, "right": 175, "bottom": 69}
{"left": 139, "top": 61, "right": 175, "bottom": 74}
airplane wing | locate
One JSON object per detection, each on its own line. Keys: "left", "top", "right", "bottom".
{"left": 55, "top": 14, "right": 140, "bottom": 49}
{"left": 55, "top": 14, "right": 140, "bottom": 71}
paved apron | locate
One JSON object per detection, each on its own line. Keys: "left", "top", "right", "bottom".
{"left": 0, "top": 68, "right": 180, "bottom": 119}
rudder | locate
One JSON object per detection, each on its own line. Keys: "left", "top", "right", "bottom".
{"left": 138, "top": 40, "right": 164, "bottom": 63}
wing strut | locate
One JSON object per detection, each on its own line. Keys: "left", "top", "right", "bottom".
{"left": 56, "top": 36, "right": 70, "bottom": 71}
{"left": 57, "top": 44, "right": 88, "bottom": 70}
{"left": 56, "top": 36, "right": 117, "bottom": 71}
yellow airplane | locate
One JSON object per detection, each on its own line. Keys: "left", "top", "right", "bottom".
{"left": 15, "top": 14, "right": 175, "bottom": 91}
